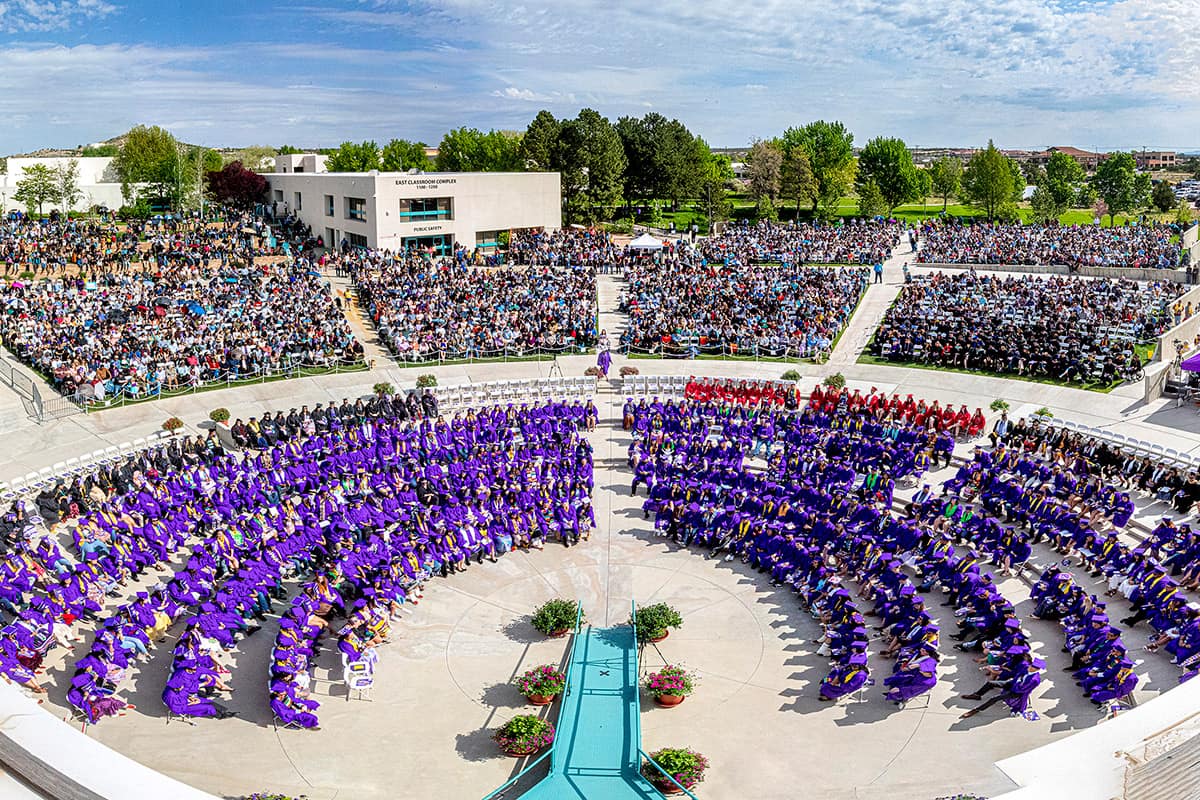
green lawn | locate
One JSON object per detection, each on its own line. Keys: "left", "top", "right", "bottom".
{"left": 624, "top": 195, "right": 1157, "bottom": 228}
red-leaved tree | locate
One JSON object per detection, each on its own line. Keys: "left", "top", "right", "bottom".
{"left": 206, "top": 161, "right": 269, "bottom": 208}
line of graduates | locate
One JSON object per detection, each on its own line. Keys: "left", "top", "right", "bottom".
{"left": 944, "top": 433, "right": 1200, "bottom": 687}
{"left": 0, "top": 394, "right": 595, "bottom": 726}
{"left": 639, "top": 398, "right": 1045, "bottom": 718}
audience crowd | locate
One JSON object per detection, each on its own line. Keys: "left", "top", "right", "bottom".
{"left": 871, "top": 271, "right": 1182, "bottom": 384}
{"left": 344, "top": 249, "right": 597, "bottom": 361}
{"left": 700, "top": 220, "right": 903, "bottom": 266}
{"left": 620, "top": 262, "right": 868, "bottom": 357}
{"left": 915, "top": 221, "right": 1182, "bottom": 270}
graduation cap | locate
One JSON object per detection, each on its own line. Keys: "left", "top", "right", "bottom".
{"left": 849, "top": 653, "right": 868, "bottom": 666}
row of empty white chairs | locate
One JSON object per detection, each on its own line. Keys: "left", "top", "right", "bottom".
{"left": 0, "top": 430, "right": 175, "bottom": 503}
{"left": 436, "top": 377, "right": 596, "bottom": 411}
{"left": 1030, "top": 414, "right": 1199, "bottom": 473}
{"left": 621, "top": 374, "right": 796, "bottom": 399}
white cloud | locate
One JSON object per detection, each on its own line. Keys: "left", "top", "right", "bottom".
{"left": 0, "top": 0, "right": 116, "bottom": 32}
{"left": 491, "top": 86, "right": 551, "bottom": 102}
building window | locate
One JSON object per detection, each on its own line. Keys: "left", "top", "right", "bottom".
{"left": 476, "top": 230, "right": 501, "bottom": 249}
{"left": 346, "top": 197, "right": 367, "bottom": 222}
{"left": 273, "top": 189, "right": 284, "bottom": 202}
{"left": 399, "top": 197, "right": 453, "bottom": 220}
{"left": 346, "top": 232, "right": 368, "bottom": 248}
{"left": 325, "top": 195, "right": 335, "bottom": 217}
{"left": 294, "top": 192, "right": 302, "bottom": 211}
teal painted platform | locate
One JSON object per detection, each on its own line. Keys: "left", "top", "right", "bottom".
{"left": 520, "top": 626, "right": 661, "bottom": 799}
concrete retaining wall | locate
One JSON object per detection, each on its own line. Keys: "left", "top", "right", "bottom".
{"left": 1154, "top": 283, "right": 1200, "bottom": 365}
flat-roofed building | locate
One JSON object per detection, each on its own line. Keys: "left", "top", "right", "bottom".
{"left": 265, "top": 170, "right": 561, "bottom": 255}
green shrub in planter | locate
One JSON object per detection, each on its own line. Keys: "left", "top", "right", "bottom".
{"left": 416, "top": 374, "right": 437, "bottom": 388}
{"left": 209, "top": 407, "right": 230, "bottom": 423}
{"left": 641, "top": 747, "right": 709, "bottom": 790}
{"left": 631, "top": 602, "right": 683, "bottom": 643}
{"left": 823, "top": 372, "right": 846, "bottom": 389}
{"left": 373, "top": 381, "right": 395, "bottom": 396}
{"left": 493, "top": 714, "right": 555, "bottom": 754}
{"left": 530, "top": 599, "right": 581, "bottom": 636}
{"left": 781, "top": 369, "right": 801, "bottom": 382}
{"left": 990, "top": 398, "right": 1010, "bottom": 413}
{"left": 162, "top": 417, "right": 184, "bottom": 433}
{"left": 1034, "top": 406, "right": 1053, "bottom": 418}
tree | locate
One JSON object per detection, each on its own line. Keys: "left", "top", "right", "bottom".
{"left": 14, "top": 164, "right": 56, "bottom": 215}
{"left": 234, "top": 145, "right": 278, "bottom": 172}
{"left": 915, "top": 169, "right": 932, "bottom": 211}
{"left": 1175, "top": 199, "right": 1195, "bottom": 226}
{"left": 856, "top": 180, "right": 888, "bottom": 218}
{"left": 206, "top": 161, "right": 269, "bottom": 208}
{"left": 1152, "top": 180, "right": 1176, "bottom": 214}
{"left": 381, "top": 139, "right": 432, "bottom": 171}
{"left": 1090, "top": 152, "right": 1138, "bottom": 225}
{"left": 521, "top": 111, "right": 561, "bottom": 172}
{"left": 1132, "top": 172, "right": 1152, "bottom": 211}
{"left": 435, "top": 128, "right": 522, "bottom": 172}
{"left": 613, "top": 113, "right": 706, "bottom": 209}
{"left": 1029, "top": 186, "right": 1060, "bottom": 224}
{"left": 1022, "top": 162, "right": 1045, "bottom": 187}
{"left": 928, "top": 157, "right": 962, "bottom": 212}
{"left": 1042, "top": 151, "right": 1086, "bottom": 218}
{"left": 554, "top": 109, "right": 626, "bottom": 223}
{"left": 746, "top": 139, "right": 782, "bottom": 206}
{"left": 961, "top": 141, "right": 1017, "bottom": 221}
{"left": 80, "top": 144, "right": 119, "bottom": 157}
{"left": 1007, "top": 158, "right": 1026, "bottom": 202}
{"left": 277, "top": 145, "right": 304, "bottom": 155}
{"left": 326, "top": 141, "right": 382, "bottom": 172}
{"left": 111, "top": 124, "right": 182, "bottom": 204}
{"left": 780, "top": 145, "right": 816, "bottom": 214}
{"left": 781, "top": 120, "right": 855, "bottom": 217}
{"left": 855, "top": 136, "right": 920, "bottom": 213}
{"left": 698, "top": 151, "right": 733, "bottom": 230}
{"left": 53, "top": 159, "right": 82, "bottom": 213}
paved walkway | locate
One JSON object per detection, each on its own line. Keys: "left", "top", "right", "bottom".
{"left": 520, "top": 626, "right": 659, "bottom": 800}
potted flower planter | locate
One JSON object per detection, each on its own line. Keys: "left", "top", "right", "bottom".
{"left": 641, "top": 747, "right": 708, "bottom": 796}
{"left": 645, "top": 665, "right": 694, "bottom": 708}
{"left": 631, "top": 603, "right": 683, "bottom": 645}
{"left": 515, "top": 665, "right": 567, "bottom": 708}
{"left": 530, "top": 599, "right": 581, "bottom": 638}
{"left": 493, "top": 714, "right": 555, "bottom": 758}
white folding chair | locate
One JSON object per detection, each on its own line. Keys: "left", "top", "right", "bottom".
{"left": 343, "top": 660, "right": 375, "bottom": 702}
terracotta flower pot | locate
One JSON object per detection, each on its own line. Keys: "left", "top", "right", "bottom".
{"left": 649, "top": 630, "right": 668, "bottom": 643}
{"left": 652, "top": 779, "right": 685, "bottom": 795}
{"left": 654, "top": 693, "right": 685, "bottom": 707}
{"left": 526, "top": 693, "right": 556, "bottom": 706}
{"left": 549, "top": 628, "right": 570, "bottom": 638}
{"left": 503, "top": 746, "right": 540, "bottom": 758}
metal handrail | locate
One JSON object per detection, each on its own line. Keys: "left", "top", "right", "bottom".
{"left": 480, "top": 603, "right": 584, "bottom": 800}
{"left": 479, "top": 749, "right": 552, "bottom": 800}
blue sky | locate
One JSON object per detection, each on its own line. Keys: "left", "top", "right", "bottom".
{"left": 1, "top": 0, "right": 1197, "bottom": 154}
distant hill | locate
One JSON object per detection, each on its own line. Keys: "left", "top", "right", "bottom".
{"left": 7, "top": 132, "right": 211, "bottom": 159}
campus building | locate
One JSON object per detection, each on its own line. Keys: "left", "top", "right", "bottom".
{"left": 264, "top": 170, "right": 561, "bottom": 254}
{"left": 0, "top": 156, "right": 126, "bottom": 213}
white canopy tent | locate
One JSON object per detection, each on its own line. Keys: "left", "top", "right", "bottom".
{"left": 627, "top": 233, "right": 663, "bottom": 251}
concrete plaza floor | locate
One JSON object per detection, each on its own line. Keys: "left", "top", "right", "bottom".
{"left": 26, "top": 393, "right": 1180, "bottom": 800}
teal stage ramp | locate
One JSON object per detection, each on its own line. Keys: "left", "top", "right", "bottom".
{"left": 521, "top": 625, "right": 661, "bottom": 799}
